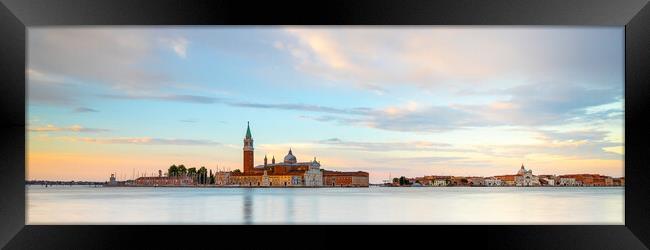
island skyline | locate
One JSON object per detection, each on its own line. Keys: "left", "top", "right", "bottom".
{"left": 27, "top": 27, "right": 624, "bottom": 183}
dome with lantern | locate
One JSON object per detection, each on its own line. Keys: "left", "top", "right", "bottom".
{"left": 284, "top": 148, "right": 297, "bottom": 164}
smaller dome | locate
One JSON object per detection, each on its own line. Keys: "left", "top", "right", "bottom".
{"left": 310, "top": 157, "right": 320, "bottom": 168}
{"left": 284, "top": 148, "right": 297, "bottom": 164}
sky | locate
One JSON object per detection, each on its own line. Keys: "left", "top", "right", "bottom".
{"left": 26, "top": 27, "right": 624, "bottom": 183}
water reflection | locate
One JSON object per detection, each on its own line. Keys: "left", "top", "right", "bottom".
{"left": 242, "top": 189, "right": 253, "bottom": 224}
{"left": 285, "top": 190, "right": 294, "bottom": 223}
{"left": 26, "top": 186, "right": 624, "bottom": 224}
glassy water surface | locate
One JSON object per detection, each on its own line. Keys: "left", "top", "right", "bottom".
{"left": 27, "top": 186, "right": 623, "bottom": 224}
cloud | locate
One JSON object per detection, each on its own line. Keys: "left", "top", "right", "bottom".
{"left": 370, "top": 156, "right": 485, "bottom": 166}
{"left": 99, "top": 92, "right": 375, "bottom": 117}
{"left": 161, "top": 37, "right": 189, "bottom": 58}
{"left": 28, "top": 28, "right": 622, "bottom": 134}
{"left": 27, "top": 69, "right": 82, "bottom": 106}
{"left": 471, "top": 128, "right": 623, "bottom": 160}
{"left": 319, "top": 138, "right": 452, "bottom": 152}
{"left": 279, "top": 27, "right": 623, "bottom": 92}
{"left": 101, "top": 80, "right": 620, "bottom": 135}
{"left": 28, "top": 124, "right": 110, "bottom": 133}
{"left": 27, "top": 28, "right": 182, "bottom": 106}
{"left": 228, "top": 101, "right": 370, "bottom": 115}
{"left": 29, "top": 28, "right": 164, "bottom": 90}
{"left": 534, "top": 129, "right": 610, "bottom": 142}
{"left": 68, "top": 137, "right": 220, "bottom": 146}
{"left": 100, "top": 93, "right": 222, "bottom": 104}
{"left": 73, "top": 107, "right": 99, "bottom": 113}
{"left": 302, "top": 82, "right": 622, "bottom": 133}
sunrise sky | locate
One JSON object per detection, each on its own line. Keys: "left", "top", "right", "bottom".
{"left": 27, "top": 27, "right": 624, "bottom": 183}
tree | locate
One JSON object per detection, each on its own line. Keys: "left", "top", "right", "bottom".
{"left": 209, "top": 169, "right": 215, "bottom": 184}
{"left": 392, "top": 178, "right": 399, "bottom": 184}
{"left": 168, "top": 165, "right": 178, "bottom": 177}
{"left": 233, "top": 169, "right": 241, "bottom": 173}
{"left": 178, "top": 164, "right": 187, "bottom": 176}
{"left": 198, "top": 166, "right": 208, "bottom": 184}
{"left": 399, "top": 176, "right": 406, "bottom": 186}
{"left": 187, "top": 167, "right": 197, "bottom": 178}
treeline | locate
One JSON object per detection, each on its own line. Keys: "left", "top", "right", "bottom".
{"left": 167, "top": 164, "right": 215, "bottom": 185}
{"left": 392, "top": 176, "right": 419, "bottom": 186}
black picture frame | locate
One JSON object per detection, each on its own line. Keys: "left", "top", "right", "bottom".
{"left": 1, "top": 0, "right": 649, "bottom": 249}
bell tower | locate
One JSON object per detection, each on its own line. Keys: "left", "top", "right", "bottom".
{"left": 243, "top": 121, "right": 254, "bottom": 173}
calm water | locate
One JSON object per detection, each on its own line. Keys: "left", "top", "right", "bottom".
{"left": 27, "top": 185, "right": 624, "bottom": 224}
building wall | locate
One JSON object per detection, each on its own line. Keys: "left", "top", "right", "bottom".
{"left": 541, "top": 178, "right": 555, "bottom": 186}
{"left": 269, "top": 175, "right": 294, "bottom": 186}
{"left": 214, "top": 172, "right": 230, "bottom": 186}
{"left": 324, "top": 176, "right": 351, "bottom": 186}
{"left": 231, "top": 175, "right": 262, "bottom": 186}
{"left": 351, "top": 176, "right": 369, "bottom": 187}
{"left": 304, "top": 169, "right": 323, "bottom": 186}
{"left": 243, "top": 150, "right": 254, "bottom": 173}
{"left": 467, "top": 178, "right": 485, "bottom": 186}
{"left": 323, "top": 175, "right": 369, "bottom": 187}
{"left": 484, "top": 178, "right": 502, "bottom": 186}
{"left": 559, "top": 177, "right": 578, "bottom": 186}
{"left": 494, "top": 175, "right": 516, "bottom": 186}
{"left": 433, "top": 179, "right": 450, "bottom": 186}
{"left": 135, "top": 176, "right": 194, "bottom": 186}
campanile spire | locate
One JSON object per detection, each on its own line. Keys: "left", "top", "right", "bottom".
{"left": 246, "top": 121, "right": 252, "bottom": 139}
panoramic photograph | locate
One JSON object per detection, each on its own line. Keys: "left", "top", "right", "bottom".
{"left": 26, "top": 27, "right": 624, "bottom": 224}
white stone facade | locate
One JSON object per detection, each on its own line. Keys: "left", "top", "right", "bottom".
{"left": 559, "top": 177, "right": 578, "bottom": 186}
{"left": 515, "top": 165, "right": 540, "bottom": 186}
{"left": 304, "top": 158, "right": 323, "bottom": 186}
{"left": 541, "top": 177, "right": 556, "bottom": 186}
{"left": 433, "top": 179, "right": 449, "bottom": 186}
{"left": 484, "top": 177, "right": 502, "bottom": 186}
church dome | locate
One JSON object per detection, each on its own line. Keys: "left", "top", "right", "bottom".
{"left": 310, "top": 157, "right": 320, "bottom": 168}
{"left": 517, "top": 164, "right": 526, "bottom": 175}
{"left": 284, "top": 148, "right": 297, "bottom": 164}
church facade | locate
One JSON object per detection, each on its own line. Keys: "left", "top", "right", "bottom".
{"left": 515, "top": 164, "right": 540, "bottom": 186}
{"left": 229, "top": 122, "right": 367, "bottom": 187}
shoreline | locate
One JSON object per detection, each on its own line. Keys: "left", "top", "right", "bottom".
{"left": 25, "top": 184, "right": 623, "bottom": 188}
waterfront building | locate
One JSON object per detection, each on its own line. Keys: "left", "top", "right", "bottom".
{"left": 558, "top": 177, "right": 578, "bottom": 186}
{"left": 262, "top": 170, "right": 270, "bottom": 186}
{"left": 323, "top": 170, "right": 369, "bottom": 187}
{"left": 604, "top": 177, "right": 613, "bottom": 186}
{"left": 214, "top": 171, "right": 231, "bottom": 186}
{"left": 494, "top": 175, "right": 517, "bottom": 186}
{"left": 433, "top": 177, "right": 451, "bottom": 186}
{"left": 613, "top": 177, "right": 625, "bottom": 186}
{"left": 414, "top": 176, "right": 434, "bottom": 186}
{"left": 467, "top": 177, "right": 485, "bottom": 186}
{"left": 304, "top": 158, "right": 324, "bottom": 186}
{"left": 230, "top": 123, "right": 369, "bottom": 187}
{"left": 484, "top": 177, "right": 502, "bottom": 186}
{"left": 230, "top": 173, "right": 263, "bottom": 186}
{"left": 538, "top": 175, "right": 556, "bottom": 186}
{"left": 450, "top": 176, "right": 469, "bottom": 186}
{"left": 135, "top": 176, "right": 194, "bottom": 186}
{"left": 109, "top": 173, "right": 117, "bottom": 185}
{"left": 558, "top": 174, "right": 616, "bottom": 187}
{"left": 515, "top": 164, "right": 540, "bottom": 186}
